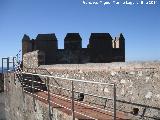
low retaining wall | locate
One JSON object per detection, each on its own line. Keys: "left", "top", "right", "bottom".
{"left": 4, "top": 73, "right": 75, "bottom": 120}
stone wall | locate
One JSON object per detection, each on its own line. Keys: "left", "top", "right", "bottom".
{"left": 39, "top": 62, "right": 160, "bottom": 119}
{"left": 23, "top": 49, "right": 90, "bottom": 66}
{"left": 0, "top": 73, "right": 5, "bottom": 120}
{"left": 23, "top": 50, "right": 45, "bottom": 68}
{"left": 4, "top": 73, "right": 76, "bottom": 120}
{"left": 0, "top": 92, "right": 5, "bottom": 120}
{"left": 57, "top": 49, "right": 89, "bottom": 64}
{"left": 4, "top": 62, "right": 160, "bottom": 120}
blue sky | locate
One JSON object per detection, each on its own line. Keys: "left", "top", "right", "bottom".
{"left": 0, "top": 0, "right": 160, "bottom": 65}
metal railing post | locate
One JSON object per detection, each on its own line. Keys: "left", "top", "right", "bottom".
{"left": 22, "top": 73, "right": 24, "bottom": 91}
{"left": 16, "top": 53, "right": 19, "bottom": 64}
{"left": 13, "top": 57, "right": 16, "bottom": 84}
{"left": 6, "top": 58, "right": 10, "bottom": 77}
{"left": 7, "top": 57, "right": 9, "bottom": 71}
{"left": 13, "top": 57, "right": 15, "bottom": 80}
{"left": 13, "top": 57, "right": 15, "bottom": 71}
{"left": 113, "top": 84, "right": 116, "bottom": 120}
{"left": 47, "top": 77, "right": 52, "bottom": 120}
{"left": 2, "top": 58, "right": 4, "bottom": 74}
{"left": 71, "top": 80, "right": 75, "bottom": 120}
{"left": 1, "top": 59, "right": 3, "bottom": 83}
{"left": 32, "top": 75, "right": 36, "bottom": 111}
{"left": 22, "top": 73, "right": 25, "bottom": 102}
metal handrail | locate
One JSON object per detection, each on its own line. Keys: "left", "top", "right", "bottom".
{"left": 22, "top": 71, "right": 117, "bottom": 120}
{"left": 23, "top": 78, "right": 113, "bottom": 101}
{"left": 22, "top": 72, "right": 114, "bottom": 86}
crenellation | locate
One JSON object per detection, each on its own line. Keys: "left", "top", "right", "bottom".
{"left": 22, "top": 33, "right": 125, "bottom": 66}
{"left": 64, "top": 33, "right": 82, "bottom": 50}
{"left": 34, "top": 34, "right": 58, "bottom": 64}
{"left": 88, "top": 33, "right": 113, "bottom": 62}
{"left": 36, "top": 34, "right": 57, "bottom": 41}
{"left": 111, "top": 33, "right": 125, "bottom": 62}
{"left": 113, "top": 37, "right": 120, "bottom": 48}
{"left": 22, "top": 34, "right": 32, "bottom": 56}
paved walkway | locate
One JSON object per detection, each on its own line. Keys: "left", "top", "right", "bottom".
{"left": 25, "top": 91, "right": 130, "bottom": 120}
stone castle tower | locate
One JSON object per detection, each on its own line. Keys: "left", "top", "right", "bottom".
{"left": 112, "top": 33, "right": 125, "bottom": 61}
{"left": 88, "top": 33, "right": 113, "bottom": 62}
{"left": 64, "top": 33, "right": 82, "bottom": 50}
{"left": 22, "top": 33, "right": 125, "bottom": 64}
{"left": 22, "top": 34, "right": 58, "bottom": 64}
{"left": 34, "top": 34, "right": 58, "bottom": 64}
{"left": 22, "top": 34, "right": 32, "bottom": 56}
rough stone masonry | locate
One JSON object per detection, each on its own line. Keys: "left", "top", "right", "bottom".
{"left": 39, "top": 62, "right": 160, "bottom": 119}
{"left": 3, "top": 61, "right": 160, "bottom": 120}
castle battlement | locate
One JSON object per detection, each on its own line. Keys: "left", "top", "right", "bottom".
{"left": 22, "top": 33, "right": 125, "bottom": 64}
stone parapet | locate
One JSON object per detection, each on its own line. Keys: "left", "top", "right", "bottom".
{"left": 38, "top": 62, "right": 160, "bottom": 119}
{"left": 23, "top": 50, "right": 45, "bottom": 69}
